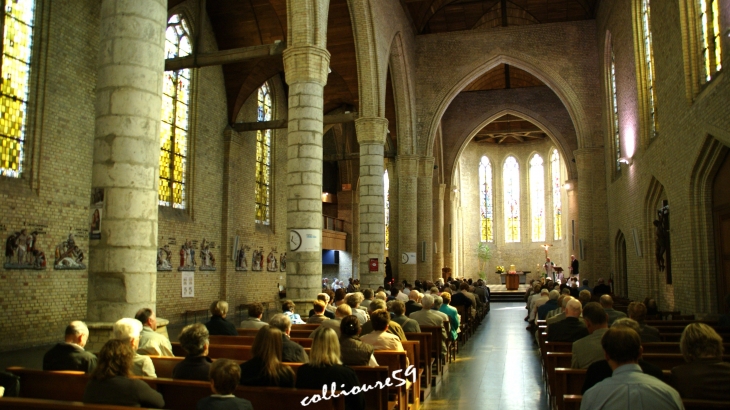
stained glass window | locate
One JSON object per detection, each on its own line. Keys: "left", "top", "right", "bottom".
{"left": 504, "top": 156, "right": 520, "bottom": 243}
{"left": 0, "top": 0, "right": 35, "bottom": 178}
{"left": 384, "top": 170, "right": 390, "bottom": 250}
{"left": 611, "top": 46, "right": 621, "bottom": 171}
{"left": 255, "top": 82, "right": 272, "bottom": 225}
{"left": 640, "top": 0, "right": 657, "bottom": 138}
{"left": 530, "top": 154, "right": 545, "bottom": 242}
{"left": 699, "top": 0, "right": 722, "bottom": 83}
{"left": 479, "top": 156, "right": 493, "bottom": 242}
{"left": 159, "top": 14, "right": 192, "bottom": 208}
{"left": 551, "top": 149, "right": 562, "bottom": 240}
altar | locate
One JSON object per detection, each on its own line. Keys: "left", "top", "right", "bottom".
{"left": 500, "top": 271, "right": 530, "bottom": 286}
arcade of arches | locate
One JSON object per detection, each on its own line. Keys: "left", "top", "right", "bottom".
{"left": 1, "top": 0, "right": 730, "bottom": 356}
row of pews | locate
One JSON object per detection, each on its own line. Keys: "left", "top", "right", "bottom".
{"left": 0, "top": 304, "right": 489, "bottom": 410}
{"left": 537, "top": 318, "right": 730, "bottom": 410}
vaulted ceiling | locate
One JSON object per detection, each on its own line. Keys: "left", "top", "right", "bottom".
{"left": 400, "top": 0, "right": 599, "bottom": 34}
{"left": 473, "top": 114, "right": 547, "bottom": 144}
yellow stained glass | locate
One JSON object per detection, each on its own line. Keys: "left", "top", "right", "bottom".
{"left": 641, "top": 0, "right": 657, "bottom": 138}
{"left": 699, "top": 0, "right": 723, "bottom": 83}
{"left": 384, "top": 170, "right": 390, "bottom": 250}
{"left": 479, "top": 156, "right": 493, "bottom": 242}
{"left": 504, "top": 156, "right": 520, "bottom": 243}
{"left": 552, "top": 150, "right": 562, "bottom": 240}
{"left": 255, "top": 83, "right": 273, "bottom": 225}
{"left": 159, "top": 14, "right": 191, "bottom": 208}
{"left": 530, "top": 154, "right": 545, "bottom": 242}
{"left": 1, "top": 0, "right": 35, "bottom": 178}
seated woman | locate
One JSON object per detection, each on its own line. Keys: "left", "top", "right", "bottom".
{"left": 308, "top": 294, "right": 335, "bottom": 319}
{"left": 205, "top": 301, "right": 238, "bottom": 336}
{"left": 670, "top": 323, "right": 730, "bottom": 400}
{"left": 173, "top": 323, "right": 212, "bottom": 381}
{"left": 339, "top": 315, "right": 378, "bottom": 367}
{"left": 307, "top": 300, "right": 330, "bottom": 324}
{"left": 239, "top": 325, "right": 296, "bottom": 387}
{"left": 83, "top": 339, "right": 165, "bottom": 408}
{"left": 282, "top": 300, "right": 306, "bottom": 325}
{"left": 296, "top": 327, "right": 365, "bottom": 410}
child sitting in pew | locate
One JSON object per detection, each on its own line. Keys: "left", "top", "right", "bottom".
{"left": 197, "top": 359, "right": 254, "bottom": 410}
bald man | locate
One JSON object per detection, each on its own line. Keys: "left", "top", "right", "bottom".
{"left": 600, "top": 295, "right": 627, "bottom": 326}
{"left": 546, "top": 299, "right": 589, "bottom": 342}
{"left": 405, "top": 290, "right": 423, "bottom": 316}
{"left": 43, "top": 321, "right": 97, "bottom": 373}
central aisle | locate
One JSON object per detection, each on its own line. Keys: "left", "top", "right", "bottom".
{"left": 421, "top": 302, "right": 548, "bottom": 410}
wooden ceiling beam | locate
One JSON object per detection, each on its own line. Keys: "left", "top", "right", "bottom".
{"left": 231, "top": 112, "right": 359, "bottom": 132}
{"left": 164, "top": 41, "right": 286, "bottom": 71}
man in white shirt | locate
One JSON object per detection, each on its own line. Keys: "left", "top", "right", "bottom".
{"left": 135, "top": 308, "right": 174, "bottom": 357}
{"left": 360, "top": 309, "right": 404, "bottom": 351}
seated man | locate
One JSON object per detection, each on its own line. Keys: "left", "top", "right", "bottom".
{"left": 240, "top": 302, "right": 268, "bottom": 329}
{"left": 360, "top": 309, "right": 405, "bottom": 351}
{"left": 410, "top": 295, "right": 448, "bottom": 355}
{"left": 318, "top": 304, "right": 351, "bottom": 337}
{"left": 537, "top": 290, "right": 559, "bottom": 321}
{"left": 269, "top": 313, "right": 309, "bottom": 363}
{"left": 571, "top": 302, "right": 609, "bottom": 369}
{"left": 627, "top": 302, "right": 661, "bottom": 343}
{"left": 345, "top": 293, "right": 369, "bottom": 325}
{"left": 205, "top": 300, "right": 238, "bottom": 336}
{"left": 197, "top": 359, "right": 254, "bottom": 410}
{"left": 600, "top": 295, "right": 627, "bottom": 326}
{"left": 135, "top": 308, "right": 173, "bottom": 356}
{"left": 390, "top": 300, "right": 421, "bottom": 333}
{"left": 581, "top": 327, "right": 683, "bottom": 410}
{"left": 546, "top": 299, "right": 588, "bottom": 342}
{"left": 360, "top": 289, "right": 375, "bottom": 309}
{"left": 173, "top": 323, "right": 212, "bottom": 381}
{"left": 405, "top": 290, "right": 423, "bottom": 316}
{"left": 593, "top": 278, "right": 611, "bottom": 298}
{"left": 528, "top": 288, "right": 550, "bottom": 328}
{"left": 113, "top": 318, "right": 156, "bottom": 377}
{"left": 670, "top": 323, "right": 730, "bottom": 400}
{"left": 43, "top": 320, "right": 97, "bottom": 373}
{"left": 282, "top": 300, "right": 306, "bottom": 325}
{"left": 361, "top": 299, "right": 406, "bottom": 341}
{"left": 307, "top": 300, "right": 330, "bottom": 324}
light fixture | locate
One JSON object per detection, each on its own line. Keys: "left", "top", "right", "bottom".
{"left": 618, "top": 157, "right": 633, "bottom": 165}
{"left": 563, "top": 183, "right": 572, "bottom": 190}
{"left": 453, "top": 188, "right": 459, "bottom": 193}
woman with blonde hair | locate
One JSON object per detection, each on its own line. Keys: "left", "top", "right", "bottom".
{"left": 296, "top": 327, "right": 365, "bottom": 410}
{"left": 670, "top": 323, "right": 730, "bottom": 400}
{"left": 83, "top": 339, "right": 164, "bottom": 408}
{"left": 239, "top": 325, "right": 295, "bottom": 387}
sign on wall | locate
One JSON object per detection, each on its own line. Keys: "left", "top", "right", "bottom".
{"left": 401, "top": 252, "right": 416, "bottom": 264}
{"left": 182, "top": 271, "right": 194, "bottom": 298}
{"left": 289, "top": 229, "right": 319, "bottom": 252}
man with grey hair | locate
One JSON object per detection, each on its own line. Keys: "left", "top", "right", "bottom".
{"left": 546, "top": 299, "right": 589, "bottom": 342}
{"left": 410, "top": 295, "right": 448, "bottom": 356}
{"left": 269, "top": 313, "right": 308, "bottom": 363}
{"left": 319, "top": 304, "right": 351, "bottom": 337}
{"left": 346, "top": 293, "right": 369, "bottom": 325}
{"left": 43, "top": 321, "right": 97, "bottom": 373}
{"left": 390, "top": 300, "right": 421, "bottom": 333}
{"left": 135, "top": 308, "right": 173, "bottom": 357}
{"left": 537, "top": 290, "right": 560, "bottom": 321}
{"left": 113, "top": 318, "right": 156, "bottom": 377}
{"left": 361, "top": 299, "right": 406, "bottom": 340}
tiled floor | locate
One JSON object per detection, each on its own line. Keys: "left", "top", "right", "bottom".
{"left": 421, "top": 302, "right": 548, "bottom": 410}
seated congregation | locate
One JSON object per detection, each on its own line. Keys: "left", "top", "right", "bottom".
{"left": 530, "top": 278, "right": 730, "bottom": 410}
{"left": 0, "top": 278, "right": 490, "bottom": 410}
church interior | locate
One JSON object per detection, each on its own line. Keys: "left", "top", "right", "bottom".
{"left": 0, "top": 0, "right": 729, "bottom": 408}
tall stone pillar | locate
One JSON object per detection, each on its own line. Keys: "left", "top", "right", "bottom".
{"left": 283, "top": 0, "right": 331, "bottom": 303}
{"left": 356, "top": 117, "right": 388, "bottom": 291}
{"left": 385, "top": 160, "right": 398, "bottom": 281}
{"left": 574, "top": 148, "right": 609, "bottom": 287}
{"left": 397, "top": 155, "right": 419, "bottom": 284}
{"left": 417, "top": 157, "right": 434, "bottom": 281}
{"left": 433, "top": 183, "right": 446, "bottom": 281}
{"left": 87, "top": 0, "right": 167, "bottom": 321}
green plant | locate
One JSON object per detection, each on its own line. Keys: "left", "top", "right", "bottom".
{"left": 477, "top": 242, "right": 491, "bottom": 280}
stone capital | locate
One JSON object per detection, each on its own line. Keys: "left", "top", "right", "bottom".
{"left": 418, "top": 156, "right": 435, "bottom": 178}
{"left": 283, "top": 45, "right": 331, "bottom": 86}
{"left": 355, "top": 117, "right": 389, "bottom": 145}
{"left": 396, "top": 155, "right": 420, "bottom": 176}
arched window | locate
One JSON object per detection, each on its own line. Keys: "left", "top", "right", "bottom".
{"left": 504, "top": 156, "right": 520, "bottom": 243}
{"left": 384, "top": 170, "right": 390, "bottom": 250}
{"left": 0, "top": 0, "right": 36, "bottom": 178}
{"left": 479, "top": 156, "right": 493, "bottom": 242}
{"left": 638, "top": 0, "right": 657, "bottom": 138}
{"left": 255, "top": 83, "right": 272, "bottom": 225}
{"left": 159, "top": 14, "right": 192, "bottom": 208}
{"left": 610, "top": 44, "right": 621, "bottom": 171}
{"left": 699, "top": 0, "right": 722, "bottom": 82}
{"left": 551, "top": 149, "right": 562, "bottom": 240}
{"left": 530, "top": 154, "right": 545, "bottom": 242}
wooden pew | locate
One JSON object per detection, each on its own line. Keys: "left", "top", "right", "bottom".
{"left": 405, "top": 332, "right": 434, "bottom": 395}
{"left": 7, "top": 367, "right": 87, "bottom": 402}
{"left": 171, "top": 342, "right": 311, "bottom": 361}
{"left": 401, "top": 341, "right": 422, "bottom": 409}
{"left": 373, "top": 351, "right": 410, "bottom": 410}
{"left": 291, "top": 323, "right": 321, "bottom": 330}
{"left": 0, "top": 398, "right": 150, "bottom": 409}
{"left": 563, "top": 395, "right": 730, "bottom": 410}
{"left": 419, "top": 325, "right": 445, "bottom": 378}
{"left": 209, "top": 335, "right": 313, "bottom": 347}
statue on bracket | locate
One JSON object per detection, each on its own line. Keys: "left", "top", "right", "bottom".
{"left": 54, "top": 233, "right": 86, "bottom": 270}
{"left": 4, "top": 229, "right": 46, "bottom": 270}
{"left": 653, "top": 200, "right": 671, "bottom": 283}
{"left": 199, "top": 238, "right": 216, "bottom": 271}
{"left": 236, "top": 245, "right": 250, "bottom": 271}
{"left": 157, "top": 244, "right": 172, "bottom": 271}
{"left": 252, "top": 248, "right": 264, "bottom": 271}
{"left": 267, "top": 248, "right": 278, "bottom": 272}
{"left": 280, "top": 252, "right": 286, "bottom": 272}
{"left": 178, "top": 240, "right": 196, "bottom": 271}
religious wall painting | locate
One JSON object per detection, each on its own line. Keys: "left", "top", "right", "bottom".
{"left": 178, "top": 239, "right": 196, "bottom": 271}
{"left": 236, "top": 245, "right": 250, "bottom": 271}
{"left": 4, "top": 228, "right": 47, "bottom": 270}
{"left": 280, "top": 252, "right": 286, "bottom": 272}
{"left": 267, "top": 248, "right": 278, "bottom": 272}
{"left": 53, "top": 233, "right": 86, "bottom": 270}
{"left": 199, "top": 238, "right": 216, "bottom": 271}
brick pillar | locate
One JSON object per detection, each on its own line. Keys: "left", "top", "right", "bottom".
{"left": 356, "top": 117, "right": 388, "bottom": 291}
{"left": 433, "top": 183, "right": 446, "bottom": 281}
{"left": 397, "top": 155, "right": 419, "bottom": 284}
{"left": 87, "top": 0, "right": 166, "bottom": 321}
{"left": 417, "top": 157, "right": 434, "bottom": 281}
{"left": 575, "top": 147, "right": 609, "bottom": 288}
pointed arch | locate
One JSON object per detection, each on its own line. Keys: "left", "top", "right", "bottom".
{"left": 615, "top": 230, "right": 629, "bottom": 297}
{"left": 644, "top": 176, "right": 671, "bottom": 304}
{"left": 346, "top": 0, "right": 381, "bottom": 118}
{"left": 387, "top": 32, "right": 417, "bottom": 155}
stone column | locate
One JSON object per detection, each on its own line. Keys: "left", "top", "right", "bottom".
{"left": 87, "top": 0, "right": 167, "bottom": 322}
{"left": 356, "top": 117, "right": 388, "bottom": 291}
{"left": 417, "top": 157, "right": 434, "bottom": 282}
{"left": 397, "top": 155, "right": 419, "bottom": 284}
{"left": 386, "top": 160, "right": 398, "bottom": 281}
{"left": 574, "top": 148, "right": 609, "bottom": 287}
{"left": 433, "top": 183, "right": 446, "bottom": 281}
